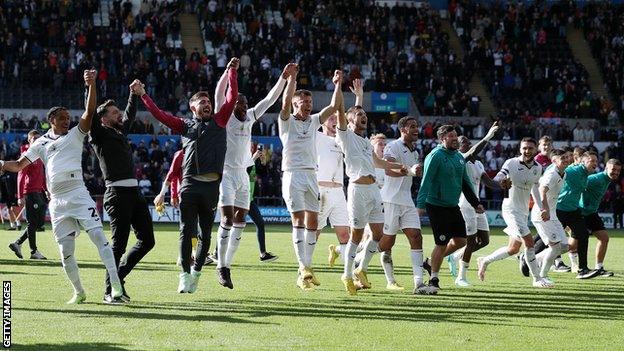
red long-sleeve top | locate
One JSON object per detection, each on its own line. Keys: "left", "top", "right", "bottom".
{"left": 166, "top": 150, "right": 184, "bottom": 200}
{"left": 140, "top": 68, "right": 238, "bottom": 133}
{"left": 18, "top": 144, "right": 46, "bottom": 199}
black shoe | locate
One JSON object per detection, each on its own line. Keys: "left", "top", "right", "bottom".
{"left": 577, "top": 268, "right": 601, "bottom": 279}
{"left": 121, "top": 284, "right": 131, "bottom": 302}
{"left": 9, "top": 242, "right": 23, "bottom": 259}
{"left": 518, "top": 253, "right": 530, "bottom": 277}
{"left": 37, "top": 226, "right": 45, "bottom": 232}
{"left": 553, "top": 260, "right": 571, "bottom": 273}
{"left": 204, "top": 256, "right": 215, "bottom": 266}
{"left": 596, "top": 267, "right": 614, "bottom": 277}
{"left": 16, "top": 225, "right": 21, "bottom": 231}
{"left": 224, "top": 267, "right": 233, "bottom": 289}
{"left": 427, "top": 277, "right": 440, "bottom": 294}
{"left": 7, "top": 227, "right": 17, "bottom": 231}
{"left": 260, "top": 252, "right": 278, "bottom": 263}
{"left": 217, "top": 267, "right": 231, "bottom": 288}
{"left": 103, "top": 294, "right": 125, "bottom": 305}
{"left": 423, "top": 258, "right": 432, "bottom": 276}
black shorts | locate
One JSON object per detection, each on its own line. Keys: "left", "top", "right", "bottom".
{"left": 556, "top": 209, "right": 588, "bottom": 239}
{"left": 426, "top": 203, "right": 466, "bottom": 245}
{"left": 584, "top": 213, "right": 606, "bottom": 232}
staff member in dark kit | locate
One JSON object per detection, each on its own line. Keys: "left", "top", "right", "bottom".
{"left": 8, "top": 130, "right": 48, "bottom": 260}
{"left": 134, "top": 57, "right": 239, "bottom": 294}
{"left": 89, "top": 82, "right": 155, "bottom": 304}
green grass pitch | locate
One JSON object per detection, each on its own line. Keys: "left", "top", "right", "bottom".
{"left": 2, "top": 224, "right": 624, "bottom": 350}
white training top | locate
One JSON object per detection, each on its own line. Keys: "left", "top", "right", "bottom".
{"left": 497, "top": 156, "right": 542, "bottom": 215}
{"left": 23, "top": 126, "right": 87, "bottom": 195}
{"left": 380, "top": 139, "right": 419, "bottom": 207}
{"left": 279, "top": 113, "right": 321, "bottom": 171}
{"left": 335, "top": 128, "right": 376, "bottom": 181}
{"left": 530, "top": 165, "right": 566, "bottom": 222}
{"left": 217, "top": 74, "right": 286, "bottom": 169}
{"left": 224, "top": 113, "right": 255, "bottom": 169}
{"left": 459, "top": 160, "right": 485, "bottom": 209}
{"left": 375, "top": 168, "right": 386, "bottom": 189}
{"left": 316, "top": 131, "right": 344, "bottom": 184}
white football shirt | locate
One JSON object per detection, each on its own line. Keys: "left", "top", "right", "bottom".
{"left": 23, "top": 126, "right": 87, "bottom": 194}
{"left": 375, "top": 168, "right": 386, "bottom": 189}
{"left": 498, "top": 157, "right": 542, "bottom": 214}
{"left": 531, "top": 165, "right": 566, "bottom": 222}
{"left": 224, "top": 111, "right": 255, "bottom": 169}
{"left": 459, "top": 160, "right": 485, "bottom": 209}
{"left": 380, "top": 139, "right": 418, "bottom": 207}
{"left": 279, "top": 113, "right": 321, "bottom": 171}
{"left": 316, "top": 131, "right": 344, "bottom": 184}
{"left": 335, "top": 128, "right": 376, "bottom": 181}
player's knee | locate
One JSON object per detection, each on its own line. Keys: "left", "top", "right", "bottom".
{"left": 87, "top": 227, "right": 109, "bottom": 249}
{"left": 140, "top": 236, "right": 156, "bottom": 251}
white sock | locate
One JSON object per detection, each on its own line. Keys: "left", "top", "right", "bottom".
{"left": 358, "top": 239, "right": 378, "bottom": 271}
{"left": 568, "top": 252, "right": 579, "bottom": 269}
{"left": 292, "top": 227, "right": 306, "bottom": 269}
{"left": 225, "top": 224, "right": 245, "bottom": 267}
{"left": 58, "top": 236, "right": 84, "bottom": 294}
{"left": 337, "top": 244, "right": 347, "bottom": 264}
{"left": 410, "top": 249, "right": 423, "bottom": 286}
{"left": 596, "top": 262, "right": 603, "bottom": 270}
{"left": 525, "top": 247, "right": 540, "bottom": 281}
{"left": 343, "top": 241, "right": 358, "bottom": 278}
{"left": 380, "top": 251, "right": 396, "bottom": 284}
{"left": 431, "top": 271, "right": 439, "bottom": 279}
{"left": 540, "top": 244, "right": 560, "bottom": 278}
{"left": 459, "top": 260, "right": 469, "bottom": 280}
{"left": 87, "top": 228, "right": 120, "bottom": 286}
{"left": 216, "top": 225, "right": 231, "bottom": 268}
{"left": 483, "top": 246, "right": 510, "bottom": 264}
{"left": 303, "top": 229, "right": 317, "bottom": 267}
{"left": 452, "top": 247, "right": 465, "bottom": 261}
{"left": 9, "top": 222, "right": 15, "bottom": 228}
{"left": 15, "top": 220, "right": 20, "bottom": 227}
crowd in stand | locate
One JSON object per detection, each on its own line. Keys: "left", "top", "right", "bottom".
{"left": 197, "top": 0, "right": 478, "bottom": 117}
{"left": 450, "top": 0, "right": 622, "bottom": 128}
{"left": 582, "top": 2, "right": 624, "bottom": 121}
{"left": 0, "top": 0, "right": 481, "bottom": 117}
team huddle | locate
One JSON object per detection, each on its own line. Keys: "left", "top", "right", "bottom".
{"left": 1, "top": 59, "right": 621, "bottom": 303}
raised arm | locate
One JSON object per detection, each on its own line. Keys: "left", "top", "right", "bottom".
{"left": 280, "top": 64, "right": 298, "bottom": 121}
{"left": 122, "top": 85, "right": 139, "bottom": 128}
{"left": 462, "top": 121, "right": 500, "bottom": 160}
{"left": 213, "top": 58, "right": 239, "bottom": 128}
{"left": 79, "top": 69, "right": 97, "bottom": 133}
{"left": 132, "top": 80, "right": 185, "bottom": 134}
{"left": 249, "top": 64, "right": 292, "bottom": 120}
{"left": 350, "top": 78, "right": 364, "bottom": 107}
{"left": 214, "top": 68, "right": 229, "bottom": 114}
{"left": 319, "top": 70, "right": 343, "bottom": 124}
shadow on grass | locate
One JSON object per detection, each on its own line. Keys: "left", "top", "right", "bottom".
{"left": 15, "top": 306, "right": 278, "bottom": 325}
{"left": 0, "top": 258, "right": 176, "bottom": 272}
{"left": 119, "top": 284, "right": 624, "bottom": 327}
{"left": 11, "top": 342, "right": 129, "bottom": 350}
